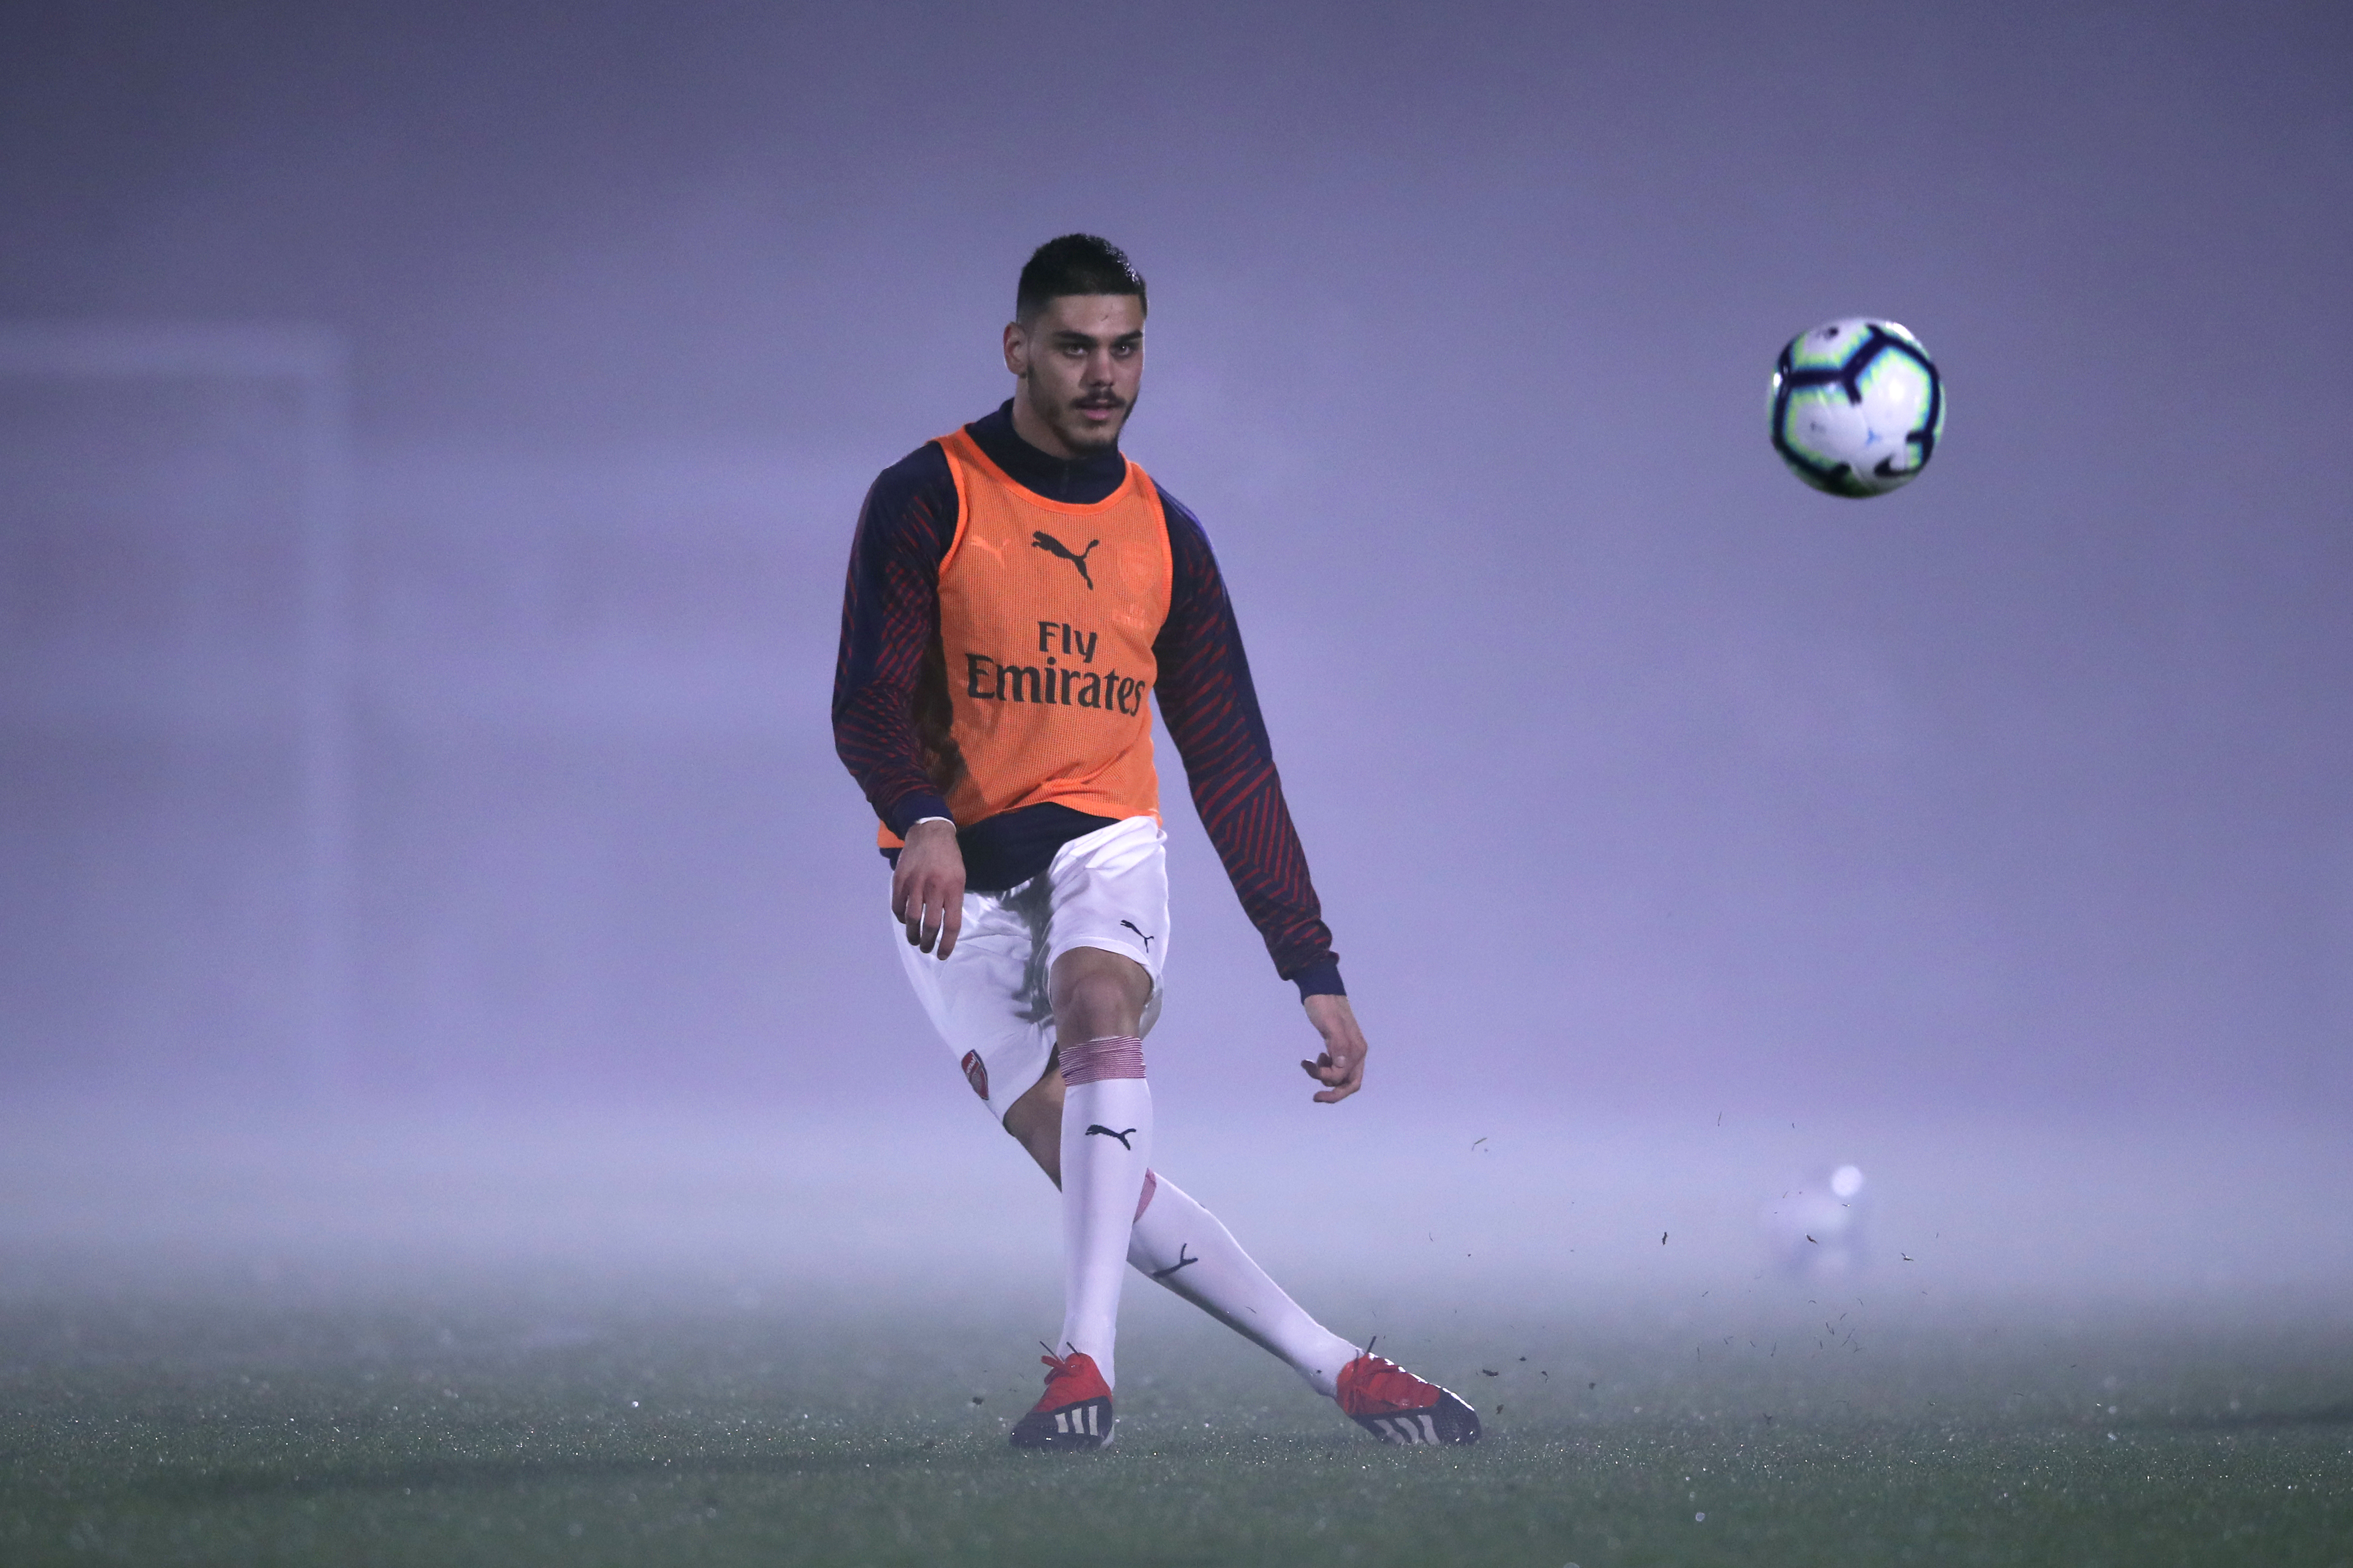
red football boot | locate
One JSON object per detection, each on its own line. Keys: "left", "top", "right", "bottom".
{"left": 1336, "top": 1342, "right": 1481, "bottom": 1445}
{"left": 1008, "top": 1345, "right": 1114, "bottom": 1451}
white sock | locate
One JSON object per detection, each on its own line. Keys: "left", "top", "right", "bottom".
{"left": 1127, "top": 1169, "right": 1360, "bottom": 1399}
{"left": 1057, "top": 1036, "right": 1152, "bottom": 1391}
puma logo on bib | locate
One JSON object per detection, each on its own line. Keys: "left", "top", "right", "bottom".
{"left": 1030, "top": 530, "right": 1100, "bottom": 588}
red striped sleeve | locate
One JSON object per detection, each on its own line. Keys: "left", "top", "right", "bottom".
{"left": 1151, "top": 484, "right": 1343, "bottom": 997}
{"left": 831, "top": 442, "right": 958, "bottom": 836}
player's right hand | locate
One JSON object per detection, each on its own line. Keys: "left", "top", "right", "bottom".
{"left": 892, "top": 818, "right": 965, "bottom": 959}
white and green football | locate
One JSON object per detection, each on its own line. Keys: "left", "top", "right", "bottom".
{"left": 1769, "top": 318, "right": 1944, "bottom": 497}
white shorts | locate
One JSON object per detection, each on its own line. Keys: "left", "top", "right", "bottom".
{"left": 894, "top": 814, "right": 1169, "bottom": 1122}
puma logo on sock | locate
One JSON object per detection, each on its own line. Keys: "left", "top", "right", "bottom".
{"left": 1119, "top": 920, "right": 1155, "bottom": 951}
{"left": 1030, "top": 530, "right": 1100, "bottom": 588}
{"left": 1085, "top": 1124, "right": 1137, "bottom": 1149}
{"left": 1148, "top": 1243, "right": 1198, "bottom": 1280}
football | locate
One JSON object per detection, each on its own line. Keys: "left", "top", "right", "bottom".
{"left": 1769, "top": 318, "right": 1944, "bottom": 497}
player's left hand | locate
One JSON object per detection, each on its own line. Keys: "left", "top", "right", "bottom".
{"left": 1299, "top": 993, "right": 1367, "bottom": 1104}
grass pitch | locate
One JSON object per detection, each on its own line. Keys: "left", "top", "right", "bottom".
{"left": 3, "top": 1267, "right": 2348, "bottom": 1567}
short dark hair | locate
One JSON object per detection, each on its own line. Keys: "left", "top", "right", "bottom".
{"left": 1016, "top": 234, "right": 1147, "bottom": 322}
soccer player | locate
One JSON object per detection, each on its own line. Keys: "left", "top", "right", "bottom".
{"left": 832, "top": 235, "right": 1478, "bottom": 1451}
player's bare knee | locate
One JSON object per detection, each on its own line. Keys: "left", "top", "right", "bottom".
{"left": 1050, "top": 948, "right": 1150, "bottom": 1042}
{"left": 1064, "top": 978, "right": 1131, "bottom": 1038}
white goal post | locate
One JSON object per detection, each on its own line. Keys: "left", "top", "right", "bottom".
{"left": 0, "top": 323, "right": 353, "bottom": 1088}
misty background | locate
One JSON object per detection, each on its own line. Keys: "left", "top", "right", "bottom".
{"left": 2, "top": 2, "right": 2348, "bottom": 1308}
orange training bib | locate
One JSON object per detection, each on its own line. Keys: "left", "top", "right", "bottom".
{"left": 879, "top": 428, "right": 1172, "bottom": 845}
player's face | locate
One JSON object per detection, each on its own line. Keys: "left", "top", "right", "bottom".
{"left": 1003, "top": 294, "right": 1145, "bottom": 458}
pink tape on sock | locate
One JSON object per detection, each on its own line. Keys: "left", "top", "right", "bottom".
{"left": 1060, "top": 1034, "right": 1146, "bottom": 1085}
{"left": 1134, "top": 1167, "right": 1158, "bottom": 1222}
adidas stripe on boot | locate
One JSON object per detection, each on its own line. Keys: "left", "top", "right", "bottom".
{"left": 1335, "top": 1343, "right": 1481, "bottom": 1446}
